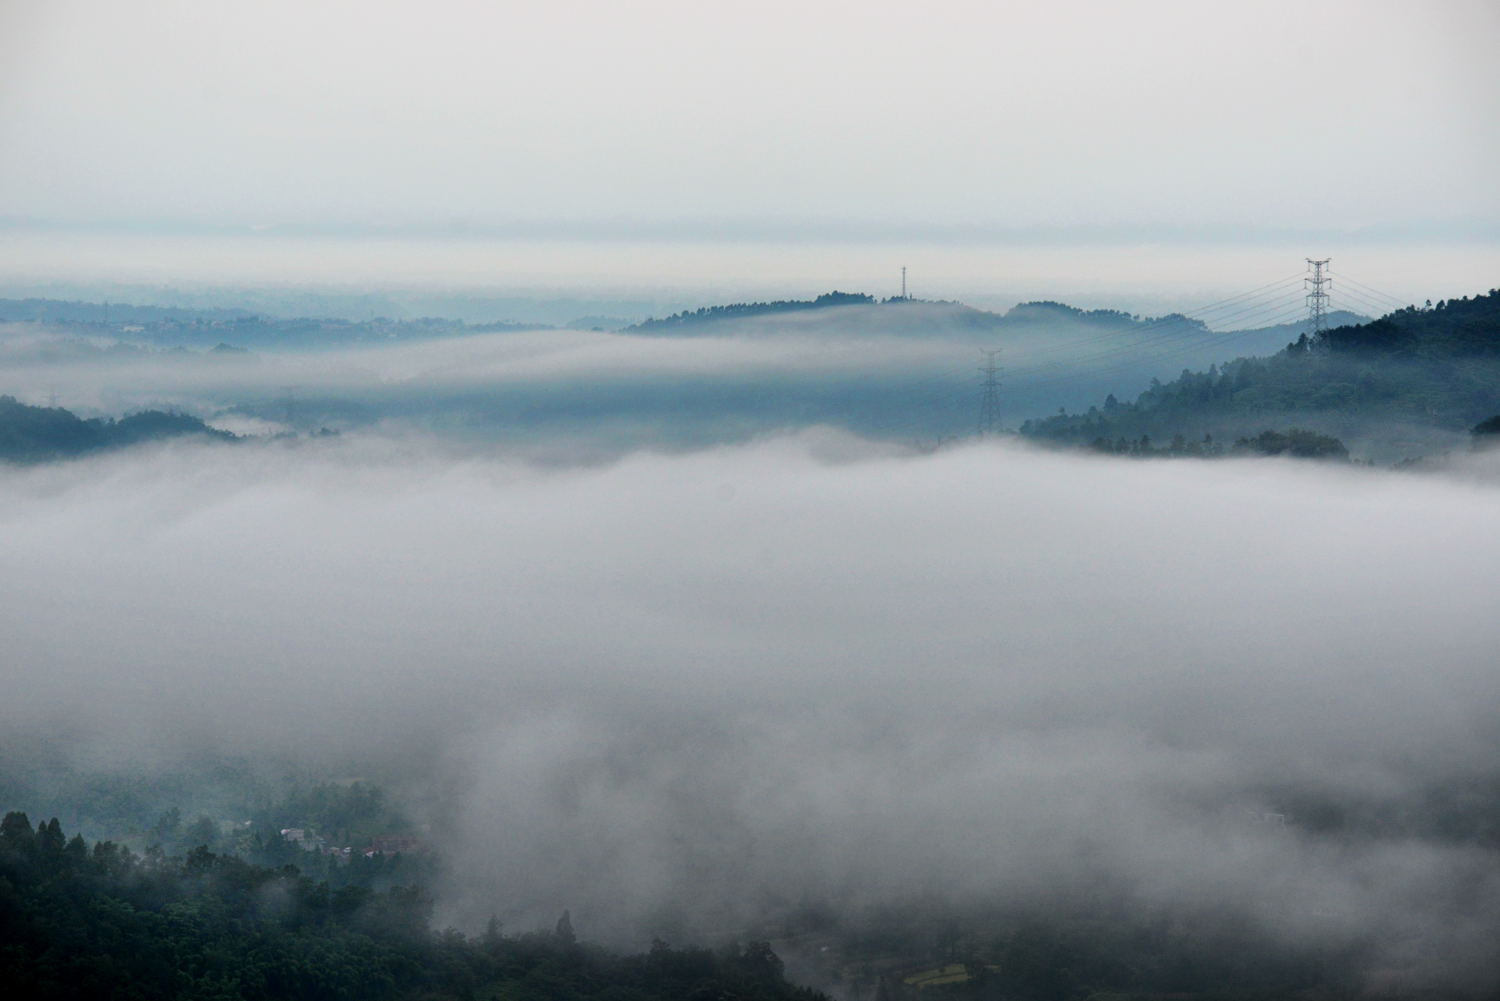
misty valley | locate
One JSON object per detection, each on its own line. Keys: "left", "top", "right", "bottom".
{"left": 8, "top": 0, "right": 1500, "bottom": 994}
{"left": 2, "top": 280, "right": 1500, "bottom": 1001}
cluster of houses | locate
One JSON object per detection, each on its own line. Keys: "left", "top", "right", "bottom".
{"left": 279, "top": 828, "right": 425, "bottom": 859}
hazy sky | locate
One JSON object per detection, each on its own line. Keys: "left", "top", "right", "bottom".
{"left": 3, "top": 0, "right": 1497, "bottom": 240}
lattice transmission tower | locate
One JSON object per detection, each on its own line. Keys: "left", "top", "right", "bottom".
{"left": 1306, "top": 258, "right": 1332, "bottom": 338}
{"left": 978, "top": 350, "right": 1003, "bottom": 436}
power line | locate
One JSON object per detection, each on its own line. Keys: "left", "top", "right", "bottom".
{"left": 1006, "top": 305, "right": 1308, "bottom": 393}
{"left": 1000, "top": 292, "right": 1316, "bottom": 392}
{"left": 1328, "top": 284, "right": 1397, "bottom": 318}
{"left": 1329, "top": 270, "right": 1408, "bottom": 310}
{"left": 870, "top": 274, "right": 1312, "bottom": 407}
{"left": 1002, "top": 293, "right": 1305, "bottom": 380}
{"left": 824, "top": 262, "right": 1402, "bottom": 444}
{"left": 986, "top": 274, "right": 1305, "bottom": 370}
{"left": 1191, "top": 282, "right": 1309, "bottom": 330}
{"left": 1163, "top": 271, "right": 1310, "bottom": 317}
{"left": 998, "top": 277, "right": 1307, "bottom": 373}
{"left": 1332, "top": 276, "right": 1410, "bottom": 315}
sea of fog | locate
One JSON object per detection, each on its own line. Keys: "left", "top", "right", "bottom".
{"left": 2, "top": 429, "right": 1499, "bottom": 991}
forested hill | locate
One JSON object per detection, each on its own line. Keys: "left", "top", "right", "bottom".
{"left": 0, "top": 811, "right": 824, "bottom": 1001}
{"left": 626, "top": 293, "right": 1211, "bottom": 341}
{"left": 624, "top": 291, "right": 879, "bottom": 332}
{"left": 0, "top": 396, "right": 235, "bottom": 463}
{"left": 1321, "top": 289, "right": 1500, "bottom": 356}
{"left": 624, "top": 292, "right": 1362, "bottom": 347}
{"left": 1021, "top": 289, "right": 1500, "bottom": 461}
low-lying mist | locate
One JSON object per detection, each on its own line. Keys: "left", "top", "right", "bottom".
{"left": 3, "top": 432, "right": 1499, "bottom": 990}
{"left": 0, "top": 321, "right": 975, "bottom": 448}
{"left": 0, "top": 307, "right": 1328, "bottom": 452}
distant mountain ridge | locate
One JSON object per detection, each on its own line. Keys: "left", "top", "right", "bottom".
{"left": 0, "top": 297, "right": 257, "bottom": 326}
{"left": 0, "top": 297, "right": 541, "bottom": 350}
{"left": 624, "top": 291, "right": 879, "bottom": 332}
{"left": 624, "top": 292, "right": 1200, "bottom": 339}
{"left": 623, "top": 291, "right": 1364, "bottom": 343}
{"left": 1003, "top": 300, "right": 1149, "bottom": 327}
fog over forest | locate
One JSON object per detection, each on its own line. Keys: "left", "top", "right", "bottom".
{"left": 0, "top": 292, "right": 1413, "bottom": 458}
{"left": 4, "top": 2, "right": 1498, "bottom": 996}
{"left": 4, "top": 428, "right": 1498, "bottom": 989}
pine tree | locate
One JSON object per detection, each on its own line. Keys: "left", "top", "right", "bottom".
{"left": 555, "top": 909, "right": 576, "bottom": 946}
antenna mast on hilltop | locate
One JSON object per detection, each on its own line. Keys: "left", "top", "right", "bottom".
{"left": 978, "top": 349, "right": 1003, "bottom": 436}
{"left": 1305, "top": 258, "right": 1331, "bottom": 338}
{"left": 901, "top": 266, "right": 908, "bottom": 300}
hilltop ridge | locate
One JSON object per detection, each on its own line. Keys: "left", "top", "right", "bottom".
{"left": 1022, "top": 289, "right": 1500, "bottom": 460}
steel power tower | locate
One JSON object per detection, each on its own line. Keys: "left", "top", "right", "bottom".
{"left": 978, "top": 350, "right": 1003, "bottom": 436}
{"left": 1306, "top": 258, "right": 1332, "bottom": 338}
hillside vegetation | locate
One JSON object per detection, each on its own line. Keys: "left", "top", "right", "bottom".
{"left": 625, "top": 291, "right": 878, "bottom": 332}
{"left": 628, "top": 294, "right": 1235, "bottom": 341}
{"left": 1021, "top": 289, "right": 1500, "bottom": 460}
{"left": 0, "top": 812, "right": 822, "bottom": 1001}
{"left": 0, "top": 396, "right": 234, "bottom": 463}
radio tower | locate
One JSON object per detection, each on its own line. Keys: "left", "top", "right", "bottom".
{"left": 1305, "top": 258, "right": 1331, "bottom": 338}
{"left": 978, "top": 350, "right": 1002, "bottom": 436}
{"left": 901, "top": 266, "right": 908, "bottom": 300}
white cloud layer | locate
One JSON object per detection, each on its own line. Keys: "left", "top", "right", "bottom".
{"left": 2, "top": 432, "right": 1499, "bottom": 988}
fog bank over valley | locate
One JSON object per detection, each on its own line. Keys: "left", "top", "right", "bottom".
{"left": 5, "top": 1, "right": 1498, "bottom": 996}
{"left": 0, "top": 287, "right": 1444, "bottom": 459}
{"left": 3, "top": 431, "right": 1498, "bottom": 989}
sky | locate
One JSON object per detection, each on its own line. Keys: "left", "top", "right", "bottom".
{"left": 1, "top": 0, "right": 1498, "bottom": 300}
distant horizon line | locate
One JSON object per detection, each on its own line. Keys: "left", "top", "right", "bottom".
{"left": 4, "top": 215, "right": 1498, "bottom": 247}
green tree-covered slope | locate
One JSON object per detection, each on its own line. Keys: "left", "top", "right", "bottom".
{"left": 0, "top": 396, "right": 235, "bottom": 463}
{"left": 0, "top": 812, "right": 824, "bottom": 1001}
{"left": 1021, "top": 289, "right": 1500, "bottom": 459}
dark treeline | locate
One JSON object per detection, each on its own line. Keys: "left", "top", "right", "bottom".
{"left": 13, "top": 757, "right": 1492, "bottom": 1001}
{"left": 3, "top": 809, "right": 1450, "bottom": 1001}
{"left": 1082, "top": 427, "right": 1350, "bottom": 460}
{"left": 0, "top": 811, "right": 823, "bottom": 1001}
{"left": 0, "top": 395, "right": 235, "bottom": 463}
{"left": 1321, "top": 291, "right": 1500, "bottom": 357}
{"left": 0, "top": 754, "right": 438, "bottom": 895}
{"left": 1004, "top": 300, "right": 1152, "bottom": 328}
{"left": 1022, "top": 290, "right": 1500, "bottom": 456}
{"left": 813, "top": 910, "right": 1375, "bottom": 1001}
{"left": 138, "top": 782, "right": 432, "bottom": 892}
{"left": 626, "top": 293, "right": 1222, "bottom": 339}
{"left": 626, "top": 291, "right": 877, "bottom": 333}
